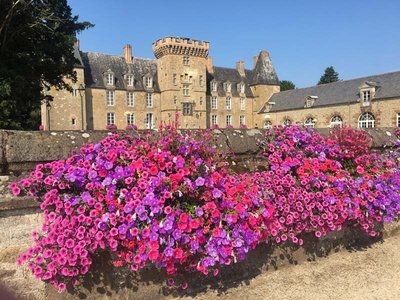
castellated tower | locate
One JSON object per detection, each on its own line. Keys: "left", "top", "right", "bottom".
{"left": 152, "top": 37, "right": 209, "bottom": 128}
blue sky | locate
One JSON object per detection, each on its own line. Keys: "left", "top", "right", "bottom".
{"left": 69, "top": 0, "right": 400, "bottom": 88}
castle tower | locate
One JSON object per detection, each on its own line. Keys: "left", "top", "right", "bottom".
{"left": 152, "top": 37, "right": 210, "bottom": 128}
{"left": 250, "top": 50, "right": 280, "bottom": 128}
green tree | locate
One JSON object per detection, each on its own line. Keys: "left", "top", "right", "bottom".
{"left": 318, "top": 66, "right": 340, "bottom": 85}
{"left": 0, "top": 0, "right": 93, "bottom": 129}
{"left": 280, "top": 80, "right": 296, "bottom": 91}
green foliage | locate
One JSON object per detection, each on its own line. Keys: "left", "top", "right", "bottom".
{"left": 318, "top": 66, "right": 340, "bottom": 85}
{"left": 0, "top": 0, "right": 93, "bottom": 130}
{"left": 279, "top": 80, "right": 296, "bottom": 91}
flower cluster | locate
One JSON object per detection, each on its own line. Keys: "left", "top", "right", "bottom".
{"left": 12, "top": 121, "right": 274, "bottom": 291}
{"left": 11, "top": 124, "right": 400, "bottom": 292}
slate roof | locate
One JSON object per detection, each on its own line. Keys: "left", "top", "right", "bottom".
{"left": 80, "top": 52, "right": 160, "bottom": 91}
{"left": 207, "top": 67, "right": 254, "bottom": 97}
{"left": 252, "top": 51, "right": 279, "bottom": 85}
{"left": 266, "top": 71, "right": 400, "bottom": 112}
{"left": 73, "top": 45, "right": 84, "bottom": 67}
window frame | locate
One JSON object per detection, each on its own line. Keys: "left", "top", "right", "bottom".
{"left": 330, "top": 115, "right": 343, "bottom": 128}
{"left": 106, "top": 73, "right": 114, "bottom": 86}
{"left": 304, "top": 117, "right": 316, "bottom": 128}
{"left": 183, "top": 84, "right": 190, "bottom": 96}
{"left": 264, "top": 120, "right": 272, "bottom": 129}
{"left": 240, "top": 98, "right": 245, "bottom": 111}
{"left": 182, "top": 103, "right": 193, "bottom": 116}
{"left": 145, "top": 113, "right": 154, "bottom": 129}
{"left": 211, "top": 96, "right": 218, "bottom": 110}
{"left": 211, "top": 115, "right": 218, "bottom": 126}
{"left": 126, "top": 74, "right": 134, "bottom": 87}
{"left": 226, "top": 115, "right": 232, "bottom": 126}
{"left": 239, "top": 115, "right": 246, "bottom": 125}
{"left": 282, "top": 119, "right": 292, "bottom": 126}
{"left": 106, "top": 112, "right": 115, "bottom": 125}
{"left": 225, "top": 96, "right": 232, "bottom": 110}
{"left": 106, "top": 90, "right": 115, "bottom": 106}
{"left": 358, "top": 112, "right": 375, "bottom": 128}
{"left": 126, "top": 92, "right": 135, "bottom": 107}
{"left": 126, "top": 113, "right": 135, "bottom": 125}
{"left": 146, "top": 93, "right": 153, "bottom": 108}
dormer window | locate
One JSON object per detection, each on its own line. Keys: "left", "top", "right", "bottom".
{"left": 362, "top": 91, "right": 370, "bottom": 105}
{"left": 145, "top": 77, "right": 153, "bottom": 88}
{"left": 126, "top": 74, "right": 134, "bottom": 87}
{"left": 211, "top": 81, "right": 217, "bottom": 92}
{"left": 226, "top": 83, "right": 232, "bottom": 93}
{"left": 238, "top": 83, "right": 245, "bottom": 94}
{"left": 264, "top": 102, "right": 275, "bottom": 113}
{"left": 305, "top": 96, "right": 318, "bottom": 108}
{"left": 106, "top": 73, "right": 114, "bottom": 85}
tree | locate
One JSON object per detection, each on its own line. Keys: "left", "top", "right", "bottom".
{"left": 318, "top": 66, "right": 339, "bottom": 85}
{"left": 0, "top": 0, "right": 93, "bottom": 129}
{"left": 280, "top": 80, "right": 296, "bottom": 91}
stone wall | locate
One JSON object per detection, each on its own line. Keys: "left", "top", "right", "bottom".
{"left": 0, "top": 128, "right": 399, "bottom": 299}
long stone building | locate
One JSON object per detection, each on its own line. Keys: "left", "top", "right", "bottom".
{"left": 42, "top": 37, "right": 400, "bottom": 130}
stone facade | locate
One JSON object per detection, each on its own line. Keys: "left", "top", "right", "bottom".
{"left": 42, "top": 37, "right": 281, "bottom": 130}
{"left": 42, "top": 37, "right": 400, "bottom": 131}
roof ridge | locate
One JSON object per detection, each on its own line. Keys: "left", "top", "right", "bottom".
{"left": 310, "top": 70, "right": 400, "bottom": 88}
{"left": 82, "top": 51, "right": 156, "bottom": 61}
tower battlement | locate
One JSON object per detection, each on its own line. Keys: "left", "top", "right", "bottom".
{"left": 152, "top": 36, "right": 210, "bottom": 58}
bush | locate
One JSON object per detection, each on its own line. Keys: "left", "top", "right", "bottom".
{"left": 11, "top": 124, "right": 400, "bottom": 291}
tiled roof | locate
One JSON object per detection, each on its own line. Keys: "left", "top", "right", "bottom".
{"left": 207, "top": 67, "right": 254, "bottom": 97}
{"left": 266, "top": 71, "right": 400, "bottom": 112}
{"left": 80, "top": 52, "right": 160, "bottom": 91}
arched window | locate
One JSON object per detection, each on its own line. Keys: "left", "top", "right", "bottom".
{"left": 358, "top": 112, "right": 375, "bottom": 128}
{"left": 264, "top": 120, "right": 272, "bottom": 129}
{"left": 304, "top": 117, "right": 316, "bottom": 128}
{"left": 282, "top": 119, "right": 292, "bottom": 126}
{"left": 330, "top": 115, "right": 343, "bottom": 128}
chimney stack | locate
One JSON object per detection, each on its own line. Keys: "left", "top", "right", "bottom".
{"left": 124, "top": 44, "right": 133, "bottom": 63}
{"left": 236, "top": 60, "right": 245, "bottom": 77}
{"left": 74, "top": 38, "right": 80, "bottom": 50}
{"left": 207, "top": 56, "right": 214, "bottom": 73}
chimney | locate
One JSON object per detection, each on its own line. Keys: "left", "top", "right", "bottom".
{"left": 206, "top": 56, "right": 214, "bottom": 73}
{"left": 236, "top": 60, "right": 245, "bottom": 77}
{"left": 74, "top": 38, "right": 80, "bottom": 50}
{"left": 124, "top": 44, "right": 133, "bottom": 63}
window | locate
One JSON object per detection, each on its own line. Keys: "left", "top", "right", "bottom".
{"left": 106, "top": 90, "right": 115, "bottom": 106}
{"left": 106, "top": 112, "right": 115, "bottom": 125}
{"left": 126, "top": 92, "right": 134, "bottom": 107}
{"left": 397, "top": 113, "right": 400, "bottom": 127}
{"left": 239, "top": 115, "right": 245, "bottom": 125}
{"left": 72, "top": 89, "right": 78, "bottom": 97}
{"left": 240, "top": 98, "right": 245, "bottom": 110}
{"left": 211, "top": 115, "right": 218, "bottom": 126}
{"left": 304, "top": 117, "right": 316, "bottom": 128}
{"left": 199, "top": 76, "right": 204, "bottom": 87}
{"left": 173, "top": 74, "right": 177, "bottom": 85}
{"left": 183, "top": 84, "right": 189, "bottom": 96}
{"left": 330, "top": 115, "right": 343, "bottom": 128}
{"left": 362, "top": 90, "right": 371, "bottom": 105}
{"left": 264, "top": 121, "right": 272, "bottom": 129}
{"left": 240, "top": 83, "right": 245, "bottom": 94}
{"left": 211, "top": 96, "right": 218, "bottom": 109}
{"left": 305, "top": 99, "right": 315, "bottom": 108}
{"left": 358, "top": 112, "right": 375, "bottom": 128}
{"left": 145, "top": 113, "right": 154, "bottom": 129}
{"left": 146, "top": 93, "right": 153, "bottom": 108}
{"left": 226, "top": 97, "right": 232, "bottom": 110}
{"left": 226, "top": 115, "right": 232, "bottom": 126}
{"left": 127, "top": 75, "right": 134, "bottom": 87}
{"left": 226, "top": 83, "right": 232, "bottom": 93}
{"left": 183, "top": 56, "right": 190, "bottom": 65}
{"left": 211, "top": 82, "right": 217, "bottom": 92}
{"left": 200, "top": 97, "right": 203, "bottom": 106}
{"left": 282, "top": 119, "right": 292, "bottom": 126}
{"left": 173, "top": 96, "right": 177, "bottom": 105}
{"left": 145, "top": 77, "right": 153, "bottom": 88}
{"left": 71, "top": 118, "right": 76, "bottom": 125}
{"left": 182, "top": 103, "right": 193, "bottom": 116}
{"left": 126, "top": 113, "right": 135, "bottom": 125}
{"left": 106, "top": 73, "right": 113, "bottom": 85}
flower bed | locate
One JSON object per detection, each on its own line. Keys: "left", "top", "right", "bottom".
{"left": 11, "top": 122, "right": 400, "bottom": 292}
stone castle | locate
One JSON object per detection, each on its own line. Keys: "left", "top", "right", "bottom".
{"left": 42, "top": 36, "right": 400, "bottom": 130}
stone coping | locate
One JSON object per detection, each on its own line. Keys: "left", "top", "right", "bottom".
{"left": 0, "top": 128, "right": 398, "bottom": 174}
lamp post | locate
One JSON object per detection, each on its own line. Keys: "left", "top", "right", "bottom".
{"left": 77, "top": 84, "right": 85, "bottom": 130}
